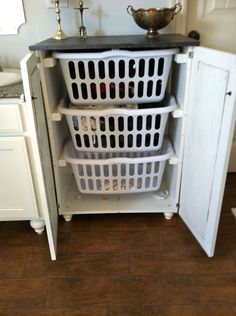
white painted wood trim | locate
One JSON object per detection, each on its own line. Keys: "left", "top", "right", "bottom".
{"left": 59, "top": 178, "right": 177, "bottom": 216}
{"left": 172, "top": 0, "right": 188, "bottom": 34}
{"left": 0, "top": 103, "right": 23, "bottom": 133}
{"left": 20, "top": 52, "right": 57, "bottom": 260}
{"left": 196, "top": 0, "right": 236, "bottom": 21}
{"left": 0, "top": 0, "right": 25, "bottom": 35}
{"left": 179, "top": 47, "right": 236, "bottom": 257}
{"left": 0, "top": 137, "right": 38, "bottom": 219}
{"left": 37, "top": 51, "right": 74, "bottom": 217}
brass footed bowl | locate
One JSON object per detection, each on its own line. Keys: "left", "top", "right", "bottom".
{"left": 127, "top": 3, "right": 182, "bottom": 38}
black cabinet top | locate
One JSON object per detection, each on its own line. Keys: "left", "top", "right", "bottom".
{"left": 29, "top": 34, "right": 199, "bottom": 52}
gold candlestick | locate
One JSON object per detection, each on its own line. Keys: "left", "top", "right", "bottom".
{"left": 53, "top": 0, "right": 67, "bottom": 40}
{"left": 74, "top": 1, "right": 89, "bottom": 38}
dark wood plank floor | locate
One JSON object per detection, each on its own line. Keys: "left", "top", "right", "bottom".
{"left": 0, "top": 174, "right": 235, "bottom": 316}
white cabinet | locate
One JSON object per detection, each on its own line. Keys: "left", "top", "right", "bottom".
{"left": 0, "top": 103, "right": 23, "bottom": 133}
{"left": 21, "top": 35, "right": 236, "bottom": 260}
{"left": 0, "top": 98, "right": 46, "bottom": 234}
{"left": 0, "top": 137, "right": 37, "bottom": 219}
{"left": 178, "top": 47, "right": 236, "bottom": 256}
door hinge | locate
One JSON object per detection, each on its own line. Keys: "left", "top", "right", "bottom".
{"left": 189, "top": 51, "right": 194, "bottom": 59}
{"left": 32, "top": 95, "right": 37, "bottom": 100}
{"left": 176, "top": 202, "right": 180, "bottom": 209}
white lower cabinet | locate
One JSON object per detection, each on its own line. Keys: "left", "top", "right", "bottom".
{"left": 0, "top": 137, "right": 37, "bottom": 219}
{"left": 0, "top": 100, "right": 46, "bottom": 235}
{"left": 21, "top": 36, "right": 236, "bottom": 260}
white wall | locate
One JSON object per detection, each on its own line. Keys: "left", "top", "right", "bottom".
{"left": 0, "top": 0, "right": 176, "bottom": 68}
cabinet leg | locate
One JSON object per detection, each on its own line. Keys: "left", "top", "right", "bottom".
{"left": 63, "top": 214, "right": 73, "bottom": 222}
{"left": 30, "top": 219, "right": 45, "bottom": 234}
{"left": 164, "top": 212, "right": 174, "bottom": 220}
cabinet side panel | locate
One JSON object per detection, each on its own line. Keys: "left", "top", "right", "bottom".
{"left": 38, "top": 56, "right": 72, "bottom": 212}
{"left": 166, "top": 117, "right": 183, "bottom": 206}
{"left": 169, "top": 54, "right": 193, "bottom": 206}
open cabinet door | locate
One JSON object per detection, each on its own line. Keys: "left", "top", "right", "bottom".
{"left": 179, "top": 47, "right": 236, "bottom": 257}
{"left": 21, "top": 52, "right": 58, "bottom": 260}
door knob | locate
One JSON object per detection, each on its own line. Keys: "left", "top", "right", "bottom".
{"left": 188, "top": 30, "right": 200, "bottom": 41}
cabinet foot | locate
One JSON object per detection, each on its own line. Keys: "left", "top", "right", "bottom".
{"left": 63, "top": 214, "right": 73, "bottom": 222}
{"left": 30, "top": 219, "right": 45, "bottom": 234}
{"left": 164, "top": 212, "right": 174, "bottom": 220}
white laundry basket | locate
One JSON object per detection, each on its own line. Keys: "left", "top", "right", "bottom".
{"left": 59, "top": 94, "right": 176, "bottom": 152}
{"left": 53, "top": 49, "right": 179, "bottom": 104}
{"left": 64, "top": 137, "right": 174, "bottom": 194}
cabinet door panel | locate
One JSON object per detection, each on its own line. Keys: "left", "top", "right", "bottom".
{"left": 0, "top": 103, "right": 23, "bottom": 133}
{"left": 21, "top": 52, "right": 58, "bottom": 260}
{"left": 179, "top": 47, "right": 236, "bottom": 256}
{"left": 0, "top": 137, "right": 37, "bottom": 219}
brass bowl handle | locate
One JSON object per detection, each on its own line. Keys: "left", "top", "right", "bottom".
{"left": 173, "top": 3, "right": 182, "bottom": 15}
{"left": 127, "top": 5, "right": 134, "bottom": 15}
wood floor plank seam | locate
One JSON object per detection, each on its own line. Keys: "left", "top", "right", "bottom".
{"left": 0, "top": 174, "right": 235, "bottom": 313}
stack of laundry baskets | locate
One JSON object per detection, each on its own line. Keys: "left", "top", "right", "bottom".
{"left": 54, "top": 49, "right": 178, "bottom": 194}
